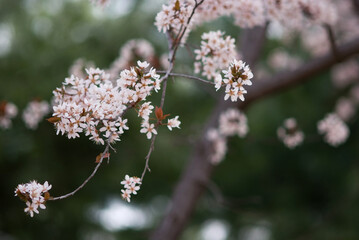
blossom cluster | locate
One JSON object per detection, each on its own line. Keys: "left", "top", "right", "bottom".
{"left": 194, "top": 31, "right": 237, "bottom": 80}
{"left": 0, "top": 101, "right": 18, "bottom": 129}
{"left": 52, "top": 61, "right": 160, "bottom": 144}
{"left": 219, "top": 108, "right": 248, "bottom": 137}
{"left": 266, "top": 0, "right": 337, "bottom": 29}
{"left": 331, "top": 60, "right": 359, "bottom": 89}
{"left": 22, "top": 100, "right": 50, "bottom": 130}
{"left": 120, "top": 175, "right": 141, "bottom": 202}
{"left": 108, "top": 39, "right": 155, "bottom": 81}
{"left": 155, "top": 0, "right": 196, "bottom": 45}
{"left": 277, "top": 118, "right": 305, "bottom": 149}
{"left": 216, "top": 59, "right": 253, "bottom": 102}
{"left": 154, "top": 0, "right": 339, "bottom": 48}
{"left": 233, "top": 0, "right": 266, "bottom": 28}
{"left": 207, "top": 108, "right": 248, "bottom": 165}
{"left": 268, "top": 48, "right": 302, "bottom": 71}
{"left": 14, "top": 181, "right": 52, "bottom": 217}
{"left": 317, "top": 113, "right": 349, "bottom": 147}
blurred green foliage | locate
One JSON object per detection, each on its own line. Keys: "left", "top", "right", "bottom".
{"left": 1, "top": 0, "right": 359, "bottom": 239}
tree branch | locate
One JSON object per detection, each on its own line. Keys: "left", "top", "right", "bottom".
{"left": 242, "top": 36, "right": 359, "bottom": 108}
{"left": 50, "top": 141, "right": 111, "bottom": 201}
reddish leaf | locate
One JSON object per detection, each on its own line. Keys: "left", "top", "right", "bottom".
{"left": 47, "top": 116, "right": 61, "bottom": 123}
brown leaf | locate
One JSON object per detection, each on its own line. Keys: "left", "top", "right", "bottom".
{"left": 0, "top": 101, "right": 7, "bottom": 116}
{"left": 44, "top": 192, "right": 51, "bottom": 201}
{"left": 174, "top": 0, "right": 180, "bottom": 11}
{"left": 95, "top": 152, "right": 110, "bottom": 163}
{"left": 155, "top": 106, "right": 164, "bottom": 121}
{"left": 47, "top": 116, "right": 61, "bottom": 123}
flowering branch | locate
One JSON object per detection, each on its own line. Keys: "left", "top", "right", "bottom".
{"left": 139, "top": 0, "right": 204, "bottom": 182}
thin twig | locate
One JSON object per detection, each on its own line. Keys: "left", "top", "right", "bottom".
{"left": 50, "top": 141, "right": 111, "bottom": 201}
{"left": 324, "top": 24, "right": 341, "bottom": 61}
{"left": 157, "top": 72, "right": 215, "bottom": 85}
{"left": 140, "top": 0, "right": 204, "bottom": 183}
{"left": 140, "top": 133, "right": 157, "bottom": 182}
{"left": 170, "top": 0, "right": 205, "bottom": 63}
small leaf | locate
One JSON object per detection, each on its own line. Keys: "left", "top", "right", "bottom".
{"left": 47, "top": 116, "right": 61, "bottom": 123}
{"left": 155, "top": 106, "right": 164, "bottom": 121}
{"left": 0, "top": 101, "right": 7, "bottom": 115}
{"left": 44, "top": 192, "right": 51, "bottom": 201}
{"left": 174, "top": 0, "right": 180, "bottom": 11}
{"left": 95, "top": 152, "right": 110, "bottom": 163}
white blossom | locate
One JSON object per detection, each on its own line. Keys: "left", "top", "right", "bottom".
{"left": 219, "top": 108, "right": 248, "bottom": 137}
{"left": 120, "top": 175, "right": 141, "bottom": 202}
{"left": 15, "top": 180, "right": 52, "bottom": 217}
{"left": 167, "top": 116, "right": 181, "bottom": 131}
{"left": 51, "top": 61, "right": 160, "bottom": 145}
{"left": 318, "top": 113, "right": 349, "bottom": 147}
{"left": 194, "top": 31, "right": 237, "bottom": 80}
{"left": 220, "top": 59, "right": 253, "bottom": 102}
{"left": 22, "top": 100, "right": 50, "bottom": 129}
{"left": 277, "top": 118, "right": 305, "bottom": 149}
{"left": 140, "top": 121, "right": 157, "bottom": 139}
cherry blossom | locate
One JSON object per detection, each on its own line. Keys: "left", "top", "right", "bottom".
{"left": 51, "top": 60, "right": 161, "bottom": 144}
{"left": 167, "top": 116, "right": 181, "bottom": 131}
{"left": 219, "top": 108, "right": 248, "bottom": 137}
{"left": 194, "top": 31, "right": 237, "bottom": 80}
{"left": 219, "top": 59, "right": 253, "bottom": 102}
{"left": 15, "top": 180, "right": 52, "bottom": 217}
{"left": 277, "top": 118, "right": 305, "bottom": 149}
{"left": 318, "top": 113, "right": 349, "bottom": 147}
{"left": 120, "top": 175, "right": 142, "bottom": 202}
{"left": 22, "top": 100, "right": 50, "bottom": 130}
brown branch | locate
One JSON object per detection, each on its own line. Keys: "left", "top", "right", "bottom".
{"left": 324, "top": 24, "right": 340, "bottom": 61}
{"left": 156, "top": 71, "right": 214, "bottom": 85}
{"left": 242, "top": 36, "right": 359, "bottom": 108}
{"left": 353, "top": 0, "right": 359, "bottom": 15}
{"left": 50, "top": 141, "right": 111, "bottom": 201}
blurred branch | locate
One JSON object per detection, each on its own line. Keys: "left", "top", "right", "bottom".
{"left": 324, "top": 24, "right": 341, "bottom": 61}
{"left": 353, "top": 0, "right": 359, "bottom": 15}
{"left": 242, "top": 36, "right": 359, "bottom": 108}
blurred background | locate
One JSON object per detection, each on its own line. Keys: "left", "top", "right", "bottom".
{"left": 1, "top": 0, "right": 359, "bottom": 239}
